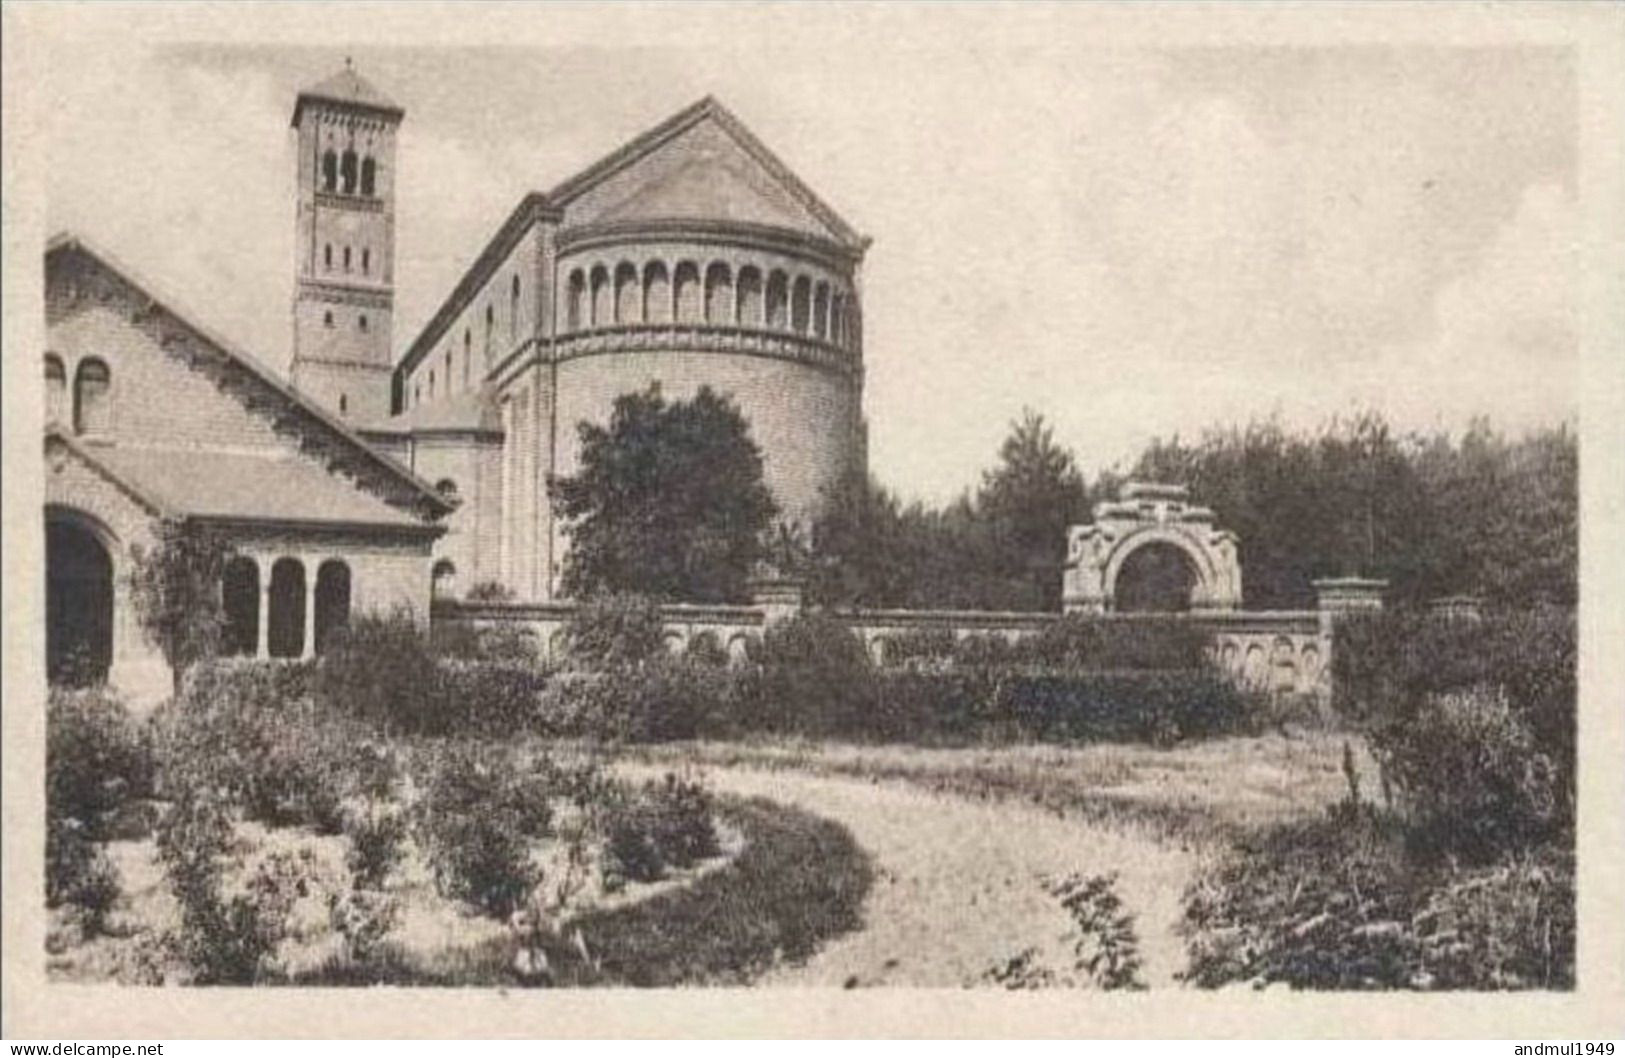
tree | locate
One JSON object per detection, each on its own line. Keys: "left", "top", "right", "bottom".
{"left": 548, "top": 385, "right": 778, "bottom": 603}
{"left": 976, "top": 409, "right": 1092, "bottom": 610}
{"left": 127, "top": 519, "right": 230, "bottom": 694}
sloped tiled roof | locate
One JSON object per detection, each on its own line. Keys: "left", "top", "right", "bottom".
{"left": 291, "top": 65, "right": 404, "bottom": 125}
{"left": 46, "top": 232, "right": 453, "bottom": 522}
{"left": 89, "top": 445, "right": 436, "bottom": 532}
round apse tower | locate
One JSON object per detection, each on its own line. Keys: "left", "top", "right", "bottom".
{"left": 546, "top": 98, "right": 870, "bottom": 537}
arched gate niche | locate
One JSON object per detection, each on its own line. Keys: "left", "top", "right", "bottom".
{"left": 46, "top": 509, "right": 115, "bottom": 685}
{"left": 1062, "top": 482, "right": 1242, "bottom": 614}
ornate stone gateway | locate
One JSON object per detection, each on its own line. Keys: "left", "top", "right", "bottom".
{"left": 1062, "top": 482, "right": 1243, "bottom": 614}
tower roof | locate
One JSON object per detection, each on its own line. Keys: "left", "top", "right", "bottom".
{"left": 291, "top": 63, "right": 404, "bottom": 126}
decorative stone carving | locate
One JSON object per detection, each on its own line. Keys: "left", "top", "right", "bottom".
{"left": 1062, "top": 482, "right": 1243, "bottom": 614}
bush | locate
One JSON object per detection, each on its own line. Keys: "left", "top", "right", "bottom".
{"left": 327, "top": 888, "right": 399, "bottom": 964}
{"left": 1180, "top": 808, "right": 1574, "bottom": 990}
{"left": 430, "top": 619, "right": 540, "bottom": 665}
{"left": 536, "top": 656, "right": 731, "bottom": 743}
{"left": 46, "top": 817, "right": 121, "bottom": 934}
{"left": 158, "top": 662, "right": 362, "bottom": 833}
{"left": 47, "top": 686, "right": 154, "bottom": 839}
{"left": 315, "top": 610, "right": 440, "bottom": 733}
{"left": 435, "top": 660, "right": 550, "bottom": 738}
{"left": 1012, "top": 616, "right": 1210, "bottom": 671}
{"left": 411, "top": 745, "right": 553, "bottom": 916}
{"left": 600, "top": 773, "right": 719, "bottom": 886}
{"left": 344, "top": 805, "right": 406, "bottom": 890}
{"left": 560, "top": 593, "right": 665, "bottom": 669}
{"left": 156, "top": 792, "right": 294, "bottom": 984}
{"left": 734, "top": 611, "right": 874, "bottom": 736}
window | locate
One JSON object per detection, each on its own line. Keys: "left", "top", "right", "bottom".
{"left": 324, "top": 243, "right": 332, "bottom": 270}
{"left": 323, "top": 310, "right": 334, "bottom": 328}
{"left": 362, "top": 248, "right": 370, "bottom": 275}
{"left": 432, "top": 559, "right": 458, "bottom": 600}
{"left": 267, "top": 558, "right": 306, "bottom": 658}
{"left": 339, "top": 393, "right": 348, "bottom": 415}
{"left": 414, "top": 383, "right": 421, "bottom": 405}
{"left": 321, "top": 150, "right": 337, "bottom": 192}
{"left": 428, "top": 369, "right": 435, "bottom": 398}
{"left": 510, "top": 274, "right": 521, "bottom": 342}
{"left": 340, "top": 149, "right": 357, "bottom": 194}
{"left": 485, "top": 304, "right": 494, "bottom": 357}
{"left": 435, "top": 478, "right": 460, "bottom": 502}
{"left": 221, "top": 557, "right": 260, "bottom": 656}
{"left": 444, "top": 350, "right": 452, "bottom": 392}
{"left": 358, "top": 314, "right": 368, "bottom": 333}
{"left": 313, "top": 560, "right": 351, "bottom": 654}
{"left": 45, "top": 354, "right": 66, "bottom": 423}
{"left": 73, "top": 358, "right": 110, "bottom": 435}
{"left": 343, "top": 246, "right": 352, "bottom": 272}
{"left": 360, "top": 157, "right": 376, "bottom": 198}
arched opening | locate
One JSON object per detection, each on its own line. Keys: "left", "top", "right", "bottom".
{"left": 813, "top": 282, "right": 830, "bottom": 339}
{"left": 324, "top": 310, "right": 334, "bottom": 328}
{"left": 46, "top": 514, "right": 113, "bottom": 685}
{"left": 314, "top": 560, "right": 351, "bottom": 654}
{"left": 445, "top": 350, "right": 453, "bottom": 393}
{"left": 359, "top": 314, "right": 369, "bottom": 333}
{"left": 614, "top": 262, "right": 640, "bottom": 324}
{"left": 267, "top": 558, "right": 306, "bottom": 658}
{"left": 321, "top": 150, "right": 337, "bottom": 192}
{"left": 340, "top": 394, "right": 348, "bottom": 415}
{"left": 510, "top": 274, "right": 521, "bottom": 342}
{"left": 432, "top": 559, "right": 458, "bottom": 600}
{"left": 704, "top": 262, "right": 734, "bottom": 324}
{"left": 791, "top": 276, "right": 811, "bottom": 334}
{"left": 736, "top": 266, "right": 763, "bottom": 326}
{"left": 674, "top": 261, "right": 702, "bottom": 323}
{"left": 340, "top": 149, "right": 358, "bottom": 194}
{"left": 567, "top": 270, "right": 586, "bottom": 332}
{"left": 590, "top": 265, "right": 611, "bottom": 327}
{"left": 766, "top": 271, "right": 789, "bottom": 329}
{"left": 435, "top": 478, "right": 459, "bottom": 503}
{"left": 73, "top": 358, "right": 111, "bottom": 436}
{"left": 324, "top": 243, "right": 333, "bottom": 270}
{"left": 221, "top": 556, "right": 260, "bottom": 656}
{"left": 643, "top": 261, "right": 671, "bottom": 324}
{"left": 830, "top": 293, "right": 846, "bottom": 348}
{"left": 484, "top": 303, "right": 494, "bottom": 359}
{"left": 360, "top": 156, "right": 377, "bottom": 197}
{"left": 343, "top": 246, "right": 352, "bottom": 272}
{"left": 1113, "top": 541, "right": 1198, "bottom": 613}
{"left": 362, "top": 247, "right": 371, "bottom": 275}
{"left": 45, "top": 354, "right": 66, "bottom": 424}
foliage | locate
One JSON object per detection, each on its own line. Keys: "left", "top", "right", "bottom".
{"left": 430, "top": 618, "right": 539, "bottom": 665}
{"left": 47, "top": 686, "right": 154, "bottom": 839}
{"left": 1049, "top": 872, "right": 1146, "bottom": 990}
{"left": 411, "top": 745, "right": 554, "bottom": 917}
{"left": 1180, "top": 808, "right": 1573, "bottom": 990}
{"left": 127, "top": 519, "right": 232, "bottom": 692}
{"left": 559, "top": 592, "right": 666, "bottom": 669}
{"left": 155, "top": 792, "right": 295, "bottom": 984}
{"left": 1011, "top": 616, "right": 1210, "bottom": 671}
{"left": 976, "top": 409, "right": 1093, "bottom": 611}
{"left": 343, "top": 805, "right": 407, "bottom": 890}
{"left": 536, "top": 657, "right": 730, "bottom": 743}
{"left": 549, "top": 385, "right": 778, "bottom": 603}
{"left": 315, "top": 609, "right": 440, "bottom": 735}
{"left": 601, "top": 773, "right": 720, "bottom": 887}
{"left": 435, "top": 660, "right": 551, "bottom": 738}
{"left": 46, "top": 817, "right": 121, "bottom": 935}
{"left": 327, "top": 889, "right": 399, "bottom": 964}
{"left": 732, "top": 611, "right": 875, "bottom": 736}
{"left": 1331, "top": 605, "right": 1575, "bottom": 857}
{"left": 464, "top": 581, "right": 516, "bottom": 603}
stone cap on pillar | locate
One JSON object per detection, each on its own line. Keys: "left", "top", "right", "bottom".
{"left": 748, "top": 568, "right": 805, "bottom": 622}
{"left": 1312, "top": 576, "right": 1388, "bottom": 613}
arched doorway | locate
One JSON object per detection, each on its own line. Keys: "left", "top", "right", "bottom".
{"left": 1113, "top": 541, "right": 1197, "bottom": 613}
{"left": 46, "top": 515, "right": 114, "bottom": 685}
{"left": 267, "top": 558, "right": 306, "bottom": 658}
{"left": 314, "top": 560, "right": 351, "bottom": 654}
{"left": 221, "top": 556, "right": 260, "bottom": 656}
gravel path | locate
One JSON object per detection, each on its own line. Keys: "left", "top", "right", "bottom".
{"left": 674, "top": 764, "right": 1203, "bottom": 989}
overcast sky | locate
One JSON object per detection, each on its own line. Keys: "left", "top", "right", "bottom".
{"left": 42, "top": 14, "right": 1578, "bottom": 503}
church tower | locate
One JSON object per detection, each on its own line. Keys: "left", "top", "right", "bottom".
{"left": 288, "top": 62, "right": 403, "bottom": 422}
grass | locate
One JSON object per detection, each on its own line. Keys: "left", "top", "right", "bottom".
{"left": 624, "top": 731, "right": 1360, "bottom": 850}
{"left": 293, "top": 795, "right": 872, "bottom": 987}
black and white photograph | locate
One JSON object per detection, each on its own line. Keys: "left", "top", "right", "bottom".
{"left": 4, "top": 1, "right": 1622, "bottom": 1042}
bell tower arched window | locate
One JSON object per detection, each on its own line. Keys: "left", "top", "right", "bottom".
{"left": 360, "top": 157, "right": 376, "bottom": 198}
{"left": 321, "top": 150, "right": 337, "bottom": 192}
{"left": 45, "top": 354, "right": 66, "bottom": 424}
{"left": 340, "top": 149, "right": 358, "bottom": 194}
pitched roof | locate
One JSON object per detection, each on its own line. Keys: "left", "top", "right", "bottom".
{"left": 548, "top": 96, "right": 867, "bottom": 251}
{"left": 90, "top": 444, "right": 436, "bottom": 532}
{"left": 292, "top": 65, "right": 404, "bottom": 125}
{"left": 46, "top": 232, "right": 453, "bottom": 523}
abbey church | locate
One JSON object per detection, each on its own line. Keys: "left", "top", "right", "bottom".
{"left": 43, "top": 65, "right": 869, "bottom": 694}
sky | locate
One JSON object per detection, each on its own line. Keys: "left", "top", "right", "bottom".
{"left": 41, "top": 15, "right": 1579, "bottom": 504}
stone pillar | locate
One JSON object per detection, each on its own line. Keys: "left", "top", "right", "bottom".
{"left": 256, "top": 576, "right": 270, "bottom": 659}
{"left": 749, "top": 572, "right": 805, "bottom": 625}
{"left": 302, "top": 561, "right": 318, "bottom": 660}
{"left": 1312, "top": 576, "right": 1387, "bottom": 638}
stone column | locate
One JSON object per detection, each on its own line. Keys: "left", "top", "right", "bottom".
{"left": 302, "top": 561, "right": 318, "bottom": 660}
{"left": 256, "top": 573, "right": 271, "bottom": 659}
{"left": 1312, "top": 576, "right": 1387, "bottom": 638}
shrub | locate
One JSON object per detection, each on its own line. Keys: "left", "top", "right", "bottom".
{"left": 882, "top": 627, "right": 957, "bottom": 668}
{"left": 47, "top": 686, "right": 154, "bottom": 839}
{"left": 431, "top": 619, "right": 539, "bottom": 665}
{"left": 344, "top": 806, "right": 406, "bottom": 890}
{"left": 315, "top": 609, "right": 440, "bottom": 733}
{"left": 158, "top": 662, "right": 360, "bottom": 833}
{"left": 1180, "top": 808, "right": 1574, "bottom": 990}
{"left": 156, "top": 792, "right": 295, "bottom": 984}
{"left": 412, "top": 745, "right": 553, "bottom": 916}
{"left": 599, "top": 773, "right": 718, "bottom": 886}
{"left": 735, "top": 611, "right": 874, "bottom": 736}
{"left": 436, "top": 660, "right": 550, "bottom": 738}
{"left": 560, "top": 593, "right": 666, "bottom": 669}
{"left": 45, "top": 817, "right": 121, "bottom": 934}
{"left": 536, "top": 656, "right": 730, "bottom": 742}
{"left": 1375, "top": 687, "right": 1561, "bottom": 862}
{"left": 1013, "top": 616, "right": 1210, "bottom": 671}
